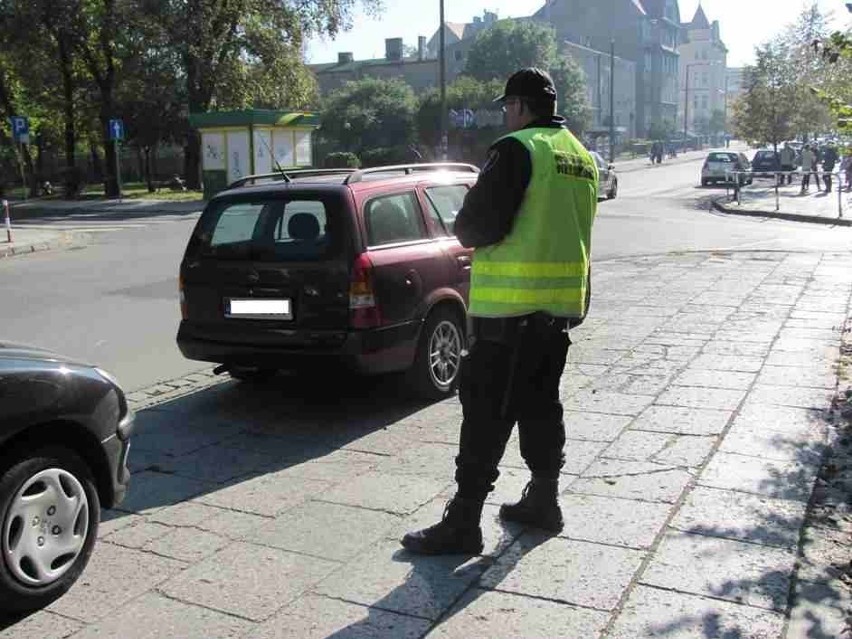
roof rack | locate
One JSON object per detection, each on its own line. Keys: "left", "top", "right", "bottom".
{"left": 228, "top": 168, "right": 358, "bottom": 189}
{"left": 343, "top": 163, "right": 480, "bottom": 184}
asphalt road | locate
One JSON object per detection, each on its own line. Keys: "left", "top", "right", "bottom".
{"left": 2, "top": 154, "right": 851, "bottom": 391}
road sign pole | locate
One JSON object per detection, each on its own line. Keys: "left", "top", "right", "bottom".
{"left": 17, "top": 142, "right": 27, "bottom": 201}
{"left": 3, "top": 199, "right": 12, "bottom": 243}
{"left": 114, "top": 139, "right": 122, "bottom": 200}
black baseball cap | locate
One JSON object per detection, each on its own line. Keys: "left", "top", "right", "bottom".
{"left": 494, "top": 67, "right": 557, "bottom": 102}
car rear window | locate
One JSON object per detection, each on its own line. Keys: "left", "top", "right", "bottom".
{"left": 755, "top": 151, "right": 776, "bottom": 160}
{"left": 193, "top": 197, "right": 342, "bottom": 261}
{"left": 708, "top": 153, "right": 735, "bottom": 162}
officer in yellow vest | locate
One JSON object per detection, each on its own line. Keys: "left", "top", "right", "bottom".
{"left": 402, "top": 68, "right": 598, "bottom": 555}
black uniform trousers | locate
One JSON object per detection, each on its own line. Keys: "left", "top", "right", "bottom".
{"left": 454, "top": 313, "right": 571, "bottom": 502}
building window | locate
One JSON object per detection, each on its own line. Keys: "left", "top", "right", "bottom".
{"left": 453, "top": 50, "right": 462, "bottom": 62}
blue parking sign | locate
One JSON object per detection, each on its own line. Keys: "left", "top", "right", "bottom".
{"left": 9, "top": 116, "right": 28, "bottom": 141}
{"left": 108, "top": 119, "right": 124, "bottom": 141}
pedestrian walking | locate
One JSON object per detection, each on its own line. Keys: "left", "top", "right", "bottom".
{"left": 800, "top": 144, "right": 819, "bottom": 193}
{"left": 401, "top": 68, "right": 598, "bottom": 555}
{"left": 779, "top": 142, "right": 796, "bottom": 185}
{"left": 822, "top": 141, "right": 839, "bottom": 193}
{"left": 841, "top": 148, "right": 852, "bottom": 192}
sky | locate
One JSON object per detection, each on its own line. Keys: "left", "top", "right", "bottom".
{"left": 305, "top": 0, "right": 850, "bottom": 68}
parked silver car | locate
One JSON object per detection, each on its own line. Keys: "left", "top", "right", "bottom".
{"left": 589, "top": 151, "right": 618, "bottom": 199}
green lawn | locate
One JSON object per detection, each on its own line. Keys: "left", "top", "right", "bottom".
{"left": 80, "top": 181, "right": 203, "bottom": 202}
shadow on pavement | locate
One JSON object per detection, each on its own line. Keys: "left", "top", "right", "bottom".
{"left": 644, "top": 406, "right": 850, "bottom": 639}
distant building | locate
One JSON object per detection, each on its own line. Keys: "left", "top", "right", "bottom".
{"left": 725, "top": 67, "right": 748, "bottom": 107}
{"left": 678, "top": 4, "right": 728, "bottom": 138}
{"left": 308, "top": 37, "right": 438, "bottom": 96}
{"left": 532, "top": 0, "right": 682, "bottom": 138}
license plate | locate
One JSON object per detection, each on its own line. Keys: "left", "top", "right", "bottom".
{"left": 226, "top": 298, "right": 292, "bottom": 320}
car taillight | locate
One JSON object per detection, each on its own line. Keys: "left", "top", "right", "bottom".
{"left": 179, "top": 274, "right": 187, "bottom": 320}
{"left": 349, "top": 253, "right": 382, "bottom": 328}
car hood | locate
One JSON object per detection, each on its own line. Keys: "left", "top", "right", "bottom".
{"left": 0, "top": 341, "right": 90, "bottom": 367}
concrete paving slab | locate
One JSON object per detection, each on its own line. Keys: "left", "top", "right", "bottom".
{"left": 629, "top": 405, "right": 733, "bottom": 436}
{"left": 47, "top": 542, "right": 186, "bottom": 622}
{"left": 252, "top": 594, "right": 431, "bottom": 639}
{"left": 318, "top": 471, "right": 450, "bottom": 515}
{"left": 689, "top": 354, "right": 765, "bottom": 373}
{"left": 500, "top": 436, "right": 607, "bottom": 475}
{"left": 720, "top": 422, "right": 826, "bottom": 464}
{"left": 374, "top": 441, "right": 457, "bottom": 479}
{"left": 655, "top": 386, "right": 747, "bottom": 410}
{"left": 0, "top": 611, "right": 83, "bottom": 639}
{"left": 562, "top": 390, "right": 656, "bottom": 416}
{"left": 69, "top": 592, "right": 253, "bottom": 638}
{"left": 670, "top": 486, "right": 807, "bottom": 550}
{"left": 608, "top": 585, "right": 786, "bottom": 639}
{"left": 253, "top": 501, "right": 399, "bottom": 561}
{"left": 102, "top": 520, "right": 172, "bottom": 549}
{"left": 480, "top": 532, "right": 645, "bottom": 610}
{"left": 671, "top": 369, "right": 757, "bottom": 390}
{"left": 563, "top": 411, "right": 633, "bottom": 441}
{"left": 588, "top": 371, "right": 673, "bottom": 396}
{"left": 146, "top": 501, "right": 223, "bottom": 528}
{"left": 798, "top": 524, "right": 852, "bottom": 583}
{"left": 97, "top": 511, "right": 142, "bottom": 538}
{"left": 142, "top": 526, "right": 230, "bottom": 563}
{"left": 787, "top": 578, "right": 852, "bottom": 639}
{"left": 747, "top": 384, "right": 835, "bottom": 410}
{"left": 603, "top": 431, "right": 716, "bottom": 468}
{"left": 757, "top": 364, "right": 838, "bottom": 389}
{"left": 315, "top": 538, "right": 488, "bottom": 620}
{"left": 113, "top": 470, "right": 215, "bottom": 515}
{"left": 157, "top": 444, "right": 282, "bottom": 483}
{"left": 699, "top": 452, "right": 818, "bottom": 503}
{"left": 571, "top": 458, "right": 693, "bottom": 503}
{"left": 733, "top": 402, "right": 828, "bottom": 436}
{"left": 195, "top": 508, "right": 271, "bottom": 541}
{"left": 558, "top": 493, "right": 671, "bottom": 549}
{"left": 194, "top": 472, "right": 331, "bottom": 517}
{"left": 428, "top": 588, "right": 610, "bottom": 638}
{"left": 160, "top": 542, "right": 339, "bottom": 622}
{"left": 641, "top": 530, "right": 797, "bottom": 611}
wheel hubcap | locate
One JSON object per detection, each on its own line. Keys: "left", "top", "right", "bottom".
{"left": 3, "top": 468, "right": 89, "bottom": 586}
{"left": 428, "top": 320, "right": 462, "bottom": 388}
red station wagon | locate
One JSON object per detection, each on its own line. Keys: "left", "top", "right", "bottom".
{"left": 176, "top": 164, "right": 479, "bottom": 399}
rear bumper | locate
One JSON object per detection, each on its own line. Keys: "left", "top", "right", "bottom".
{"left": 176, "top": 320, "right": 421, "bottom": 375}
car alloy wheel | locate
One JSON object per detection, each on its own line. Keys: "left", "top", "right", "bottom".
{"left": 428, "top": 319, "right": 462, "bottom": 390}
{"left": 3, "top": 468, "right": 89, "bottom": 587}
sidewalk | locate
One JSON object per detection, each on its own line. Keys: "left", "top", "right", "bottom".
{"left": 614, "top": 148, "right": 709, "bottom": 173}
{"left": 714, "top": 179, "right": 852, "bottom": 226}
{"left": 4, "top": 250, "right": 848, "bottom": 638}
{"left": 0, "top": 226, "right": 86, "bottom": 258}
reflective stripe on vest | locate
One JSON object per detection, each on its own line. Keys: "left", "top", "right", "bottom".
{"left": 468, "top": 127, "right": 597, "bottom": 319}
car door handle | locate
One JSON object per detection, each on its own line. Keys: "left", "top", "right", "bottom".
{"left": 457, "top": 255, "right": 471, "bottom": 268}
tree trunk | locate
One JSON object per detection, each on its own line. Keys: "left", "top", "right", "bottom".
{"left": 183, "top": 129, "right": 201, "bottom": 190}
{"left": 58, "top": 33, "right": 76, "bottom": 187}
{"left": 90, "top": 141, "right": 102, "bottom": 183}
{"left": 145, "top": 147, "right": 155, "bottom": 192}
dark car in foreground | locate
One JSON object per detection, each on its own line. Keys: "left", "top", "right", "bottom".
{"left": 0, "top": 342, "right": 134, "bottom": 613}
{"left": 177, "top": 164, "right": 479, "bottom": 399}
{"left": 751, "top": 149, "right": 781, "bottom": 177}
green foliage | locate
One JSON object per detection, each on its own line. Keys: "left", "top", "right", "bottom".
{"left": 464, "top": 20, "right": 558, "bottom": 81}
{"left": 550, "top": 54, "right": 591, "bottom": 135}
{"left": 359, "top": 146, "right": 414, "bottom": 167}
{"left": 709, "top": 109, "right": 726, "bottom": 135}
{"left": 323, "top": 151, "right": 361, "bottom": 168}
{"left": 647, "top": 119, "right": 676, "bottom": 140}
{"left": 320, "top": 77, "right": 417, "bottom": 154}
{"left": 416, "top": 76, "right": 504, "bottom": 148}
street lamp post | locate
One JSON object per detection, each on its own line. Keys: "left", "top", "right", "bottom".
{"left": 439, "top": 0, "right": 447, "bottom": 161}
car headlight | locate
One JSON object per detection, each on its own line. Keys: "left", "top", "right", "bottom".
{"left": 95, "top": 367, "right": 122, "bottom": 389}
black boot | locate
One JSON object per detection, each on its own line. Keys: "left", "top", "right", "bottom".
{"left": 401, "top": 497, "right": 484, "bottom": 555}
{"left": 499, "top": 477, "right": 563, "bottom": 532}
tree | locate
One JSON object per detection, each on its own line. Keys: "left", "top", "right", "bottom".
{"left": 550, "top": 54, "right": 591, "bottom": 135}
{"left": 320, "top": 77, "right": 417, "bottom": 155}
{"left": 464, "top": 20, "right": 558, "bottom": 81}
{"left": 154, "top": 0, "right": 381, "bottom": 189}
{"left": 648, "top": 119, "right": 676, "bottom": 141}
{"left": 732, "top": 44, "right": 797, "bottom": 150}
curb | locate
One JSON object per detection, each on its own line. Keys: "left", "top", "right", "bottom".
{"left": 0, "top": 230, "right": 88, "bottom": 259}
{"left": 711, "top": 197, "right": 852, "bottom": 227}
{"left": 615, "top": 154, "right": 706, "bottom": 174}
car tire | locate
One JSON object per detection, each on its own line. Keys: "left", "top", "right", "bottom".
{"left": 228, "top": 367, "right": 277, "bottom": 383}
{"left": 407, "top": 307, "right": 466, "bottom": 400}
{"left": 607, "top": 179, "right": 618, "bottom": 199}
{"left": 0, "top": 447, "right": 100, "bottom": 614}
